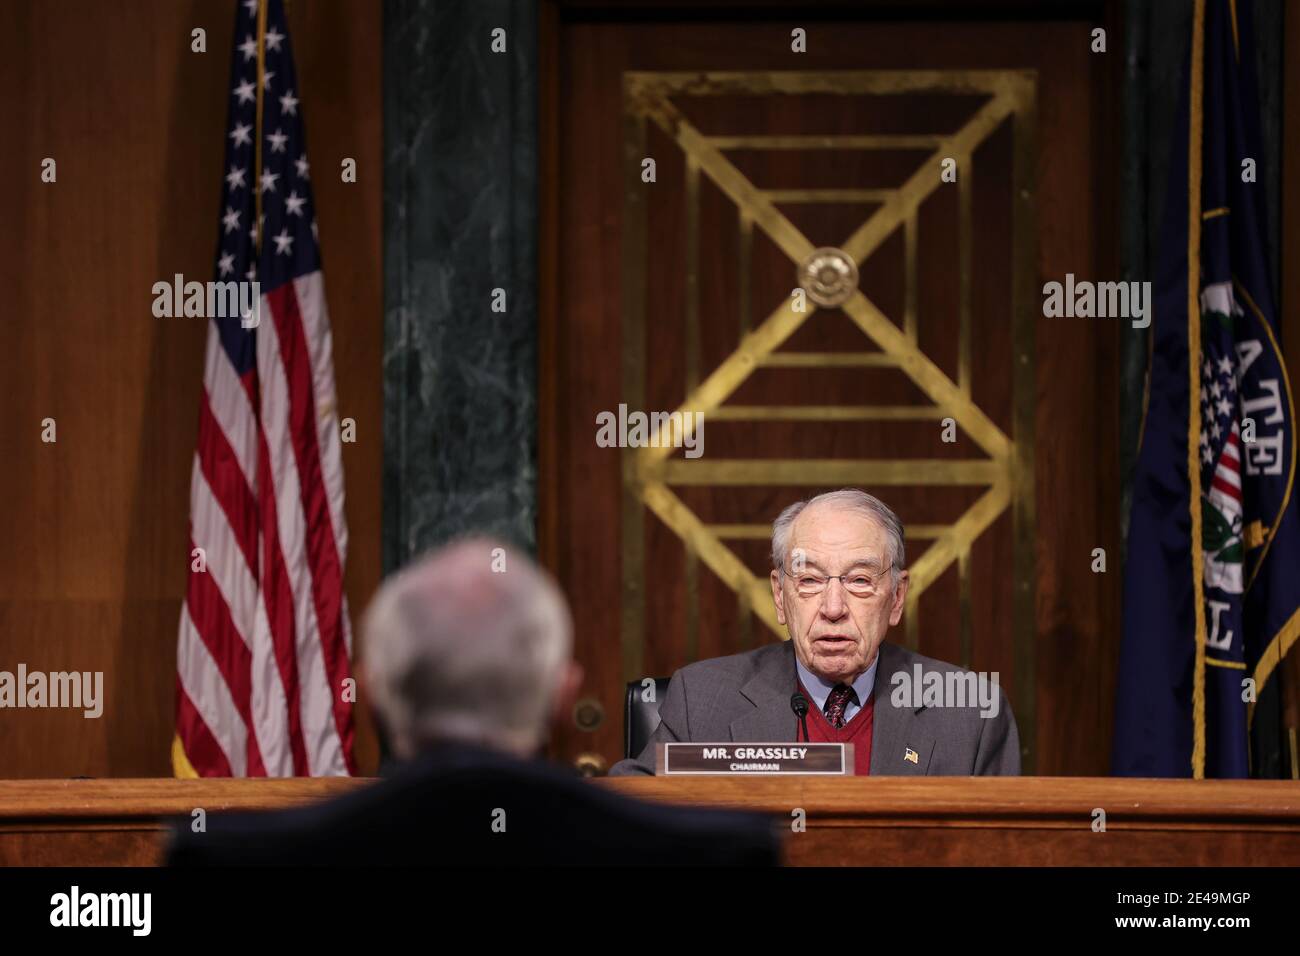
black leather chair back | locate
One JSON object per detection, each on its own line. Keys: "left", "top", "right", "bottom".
{"left": 624, "top": 678, "right": 672, "bottom": 759}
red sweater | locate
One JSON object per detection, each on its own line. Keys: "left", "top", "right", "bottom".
{"left": 799, "top": 683, "right": 873, "bottom": 775}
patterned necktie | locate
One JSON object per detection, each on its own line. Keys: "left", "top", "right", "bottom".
{"left": 823, "top": 684, "right": 857, "bottom": 730}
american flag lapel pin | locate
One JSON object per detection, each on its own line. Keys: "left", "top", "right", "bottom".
{"left": 904, "top": 747, "right": 919, "bottom": 764}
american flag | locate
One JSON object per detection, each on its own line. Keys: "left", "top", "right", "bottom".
{"left": 174, "top": 0, "right": 355, "bottom": 777}
{"left": 1198, "top": 281, "right": 1246, "bottom": 604}
{"left": 1199, "top": 280, "right": 1244, "bottom": 595}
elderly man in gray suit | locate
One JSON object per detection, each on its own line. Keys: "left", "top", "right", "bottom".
{"left": 610, "top": 488, "right": 1021, "bottom": 776}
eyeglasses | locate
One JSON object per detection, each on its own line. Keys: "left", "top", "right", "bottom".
{"left": 782, "top": 564, "right": 894, "bottom": 598}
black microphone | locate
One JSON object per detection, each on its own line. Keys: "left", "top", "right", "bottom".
{"left": 790, "top": 692, "right": 810, "bottom": 744}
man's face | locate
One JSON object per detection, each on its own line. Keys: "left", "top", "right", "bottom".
{"left": 769, "top": 504, "right": 908, "bottom": 684}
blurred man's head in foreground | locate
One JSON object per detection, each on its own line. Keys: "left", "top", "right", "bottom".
{"left": 362, "top": 538, "right": 582, "bottom": 761}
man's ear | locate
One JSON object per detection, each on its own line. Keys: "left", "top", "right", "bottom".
{"left": 888, "top": 570, "right": 909, "bottom": 626}
{"left": 770, "top": 569, "right": 787, "bottom": 625}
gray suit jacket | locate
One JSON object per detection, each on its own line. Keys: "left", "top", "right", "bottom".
{"left": 609, "top": 640, "right": 1020, "bottom": 776}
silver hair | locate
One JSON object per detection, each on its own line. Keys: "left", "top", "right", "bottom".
{"left": 771, "top": 488, "right": 906, "bottom": 584}
{"left": 362, "top": 537, "right": 572, "bottom": 759}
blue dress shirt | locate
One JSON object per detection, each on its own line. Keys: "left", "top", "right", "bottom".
{"left": 795, "top": 650, "right": 879, "bottom": 727}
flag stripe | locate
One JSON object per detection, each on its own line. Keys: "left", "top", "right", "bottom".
{"left": 1212, "top": 474, "right": 1241, "bottom": 497}
{"left": 257, "top": 293, "right": 346, "bottom": 774}
{"left": 178, "top": 605, "right": 248, "bottom": 776}
{"left": 250, "top": 587, "right": 294, "bottom": 775}
{"left": 176, "top": 679, "right": 233, "bottom": 778}
{"left": 254, "top": 422, "right": 312, "bottom": 776}
{"left": 185, "top": 540, "right": 267, "bottom": 776}
{"left": 292, "top": 273, "right": 349, "bottom": 565}
{"left": 266, "top": 282, "right": 355, "bottom": 773}
{"left": 195, "top": 399, "right": 260, "bottom": 578}
{"left": 202, "top": 321, "right": 259, "bottom": 491}
{"left": 189, "top": 462, "right": 259, "bottom": 648}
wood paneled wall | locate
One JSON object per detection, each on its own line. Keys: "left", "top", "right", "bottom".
{"left": 0, "top": 0, "right": 383, "bottom": 778}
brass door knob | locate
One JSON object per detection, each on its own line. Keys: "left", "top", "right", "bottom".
{"left": 573, "top": 752, "right": 606, "bottom": 777}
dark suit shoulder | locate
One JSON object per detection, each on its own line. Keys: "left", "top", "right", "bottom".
{"left": 669, "top": 640, "right": 791, "bottom": 690}
{"left": 877, "top": 641, "right": 976, "bottom": 677}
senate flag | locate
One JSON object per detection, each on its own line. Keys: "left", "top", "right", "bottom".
{"left": 1113, "top": 0, "right": 1300, "bottom": 778}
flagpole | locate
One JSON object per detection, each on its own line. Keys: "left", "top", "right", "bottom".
{"left": 254, "top": 0, "right": 268, "bottom": 257}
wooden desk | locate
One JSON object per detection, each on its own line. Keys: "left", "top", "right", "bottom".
{"left": 2, "top": 776, "right": 1298, "bottom": 866}
{"left": 602, "top": 776, "right": 1300, "bottom": 865}
{"left": 0, "top": 778, "right": 366, "bottom": 866}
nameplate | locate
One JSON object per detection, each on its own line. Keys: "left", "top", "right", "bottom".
{"left": 656, "top": 742, "right": 852, "bottom": 775}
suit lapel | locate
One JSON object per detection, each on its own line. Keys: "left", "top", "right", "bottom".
{"left": 870, "top": 642, "right": 934, "bottom": 775}
{"left": 726, "top": 641, "right": 936, "bottom": 771}
{"left": 729, "top": 642, "right": 799, "bottom": 742}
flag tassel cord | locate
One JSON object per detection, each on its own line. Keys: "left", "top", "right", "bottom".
{"left": 1187, "top": 0, "right": 1208, "bottom": 781}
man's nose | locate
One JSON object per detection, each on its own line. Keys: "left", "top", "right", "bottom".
{"left": 819, "top": 579, "right": 848, "bottom": 618}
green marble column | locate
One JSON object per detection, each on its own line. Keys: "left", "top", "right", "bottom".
{"left": 383, "top": 0, "right": 538, "bottom": 573}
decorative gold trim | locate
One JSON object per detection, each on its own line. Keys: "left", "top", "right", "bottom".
{"left": 625, "top": 70, "right": 1035, "bottom": 101}
{"left": 765, "top": 189, "right": 894, "bottom": 203}
{"left": 708, "top": 405, "right": 945, "bottom": 421}
{"left": 837, "top": 91, "right": 1026, "bottom": 270}
{"left": 1233, "top": 281, "right": 1296, "bottom": 596}
{"left": 706, "top": 524, "right": 777, "bottom": 539}
{"left": 798, "top": 246, "right": 860, "bottom": 306}
{"left": 709, "top": 134, "right": 944, "bottom": 150}
{"left": 1250, "top": 605, "right": 1300, "bottom": 722}
{"left": 840, "top": 292, "right": 1011, "bottom": 461}
{"left": 640, "top": 483, "right": 782, "bottom": 635}
{"left": 908, "top": 484, "right": 1010, "bottom": 595}
{"left": 760, "top": 352, "right": 896, "bottom": 367}
{"left": 648, "top": 459, "right": 1005, "bottom": 486}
